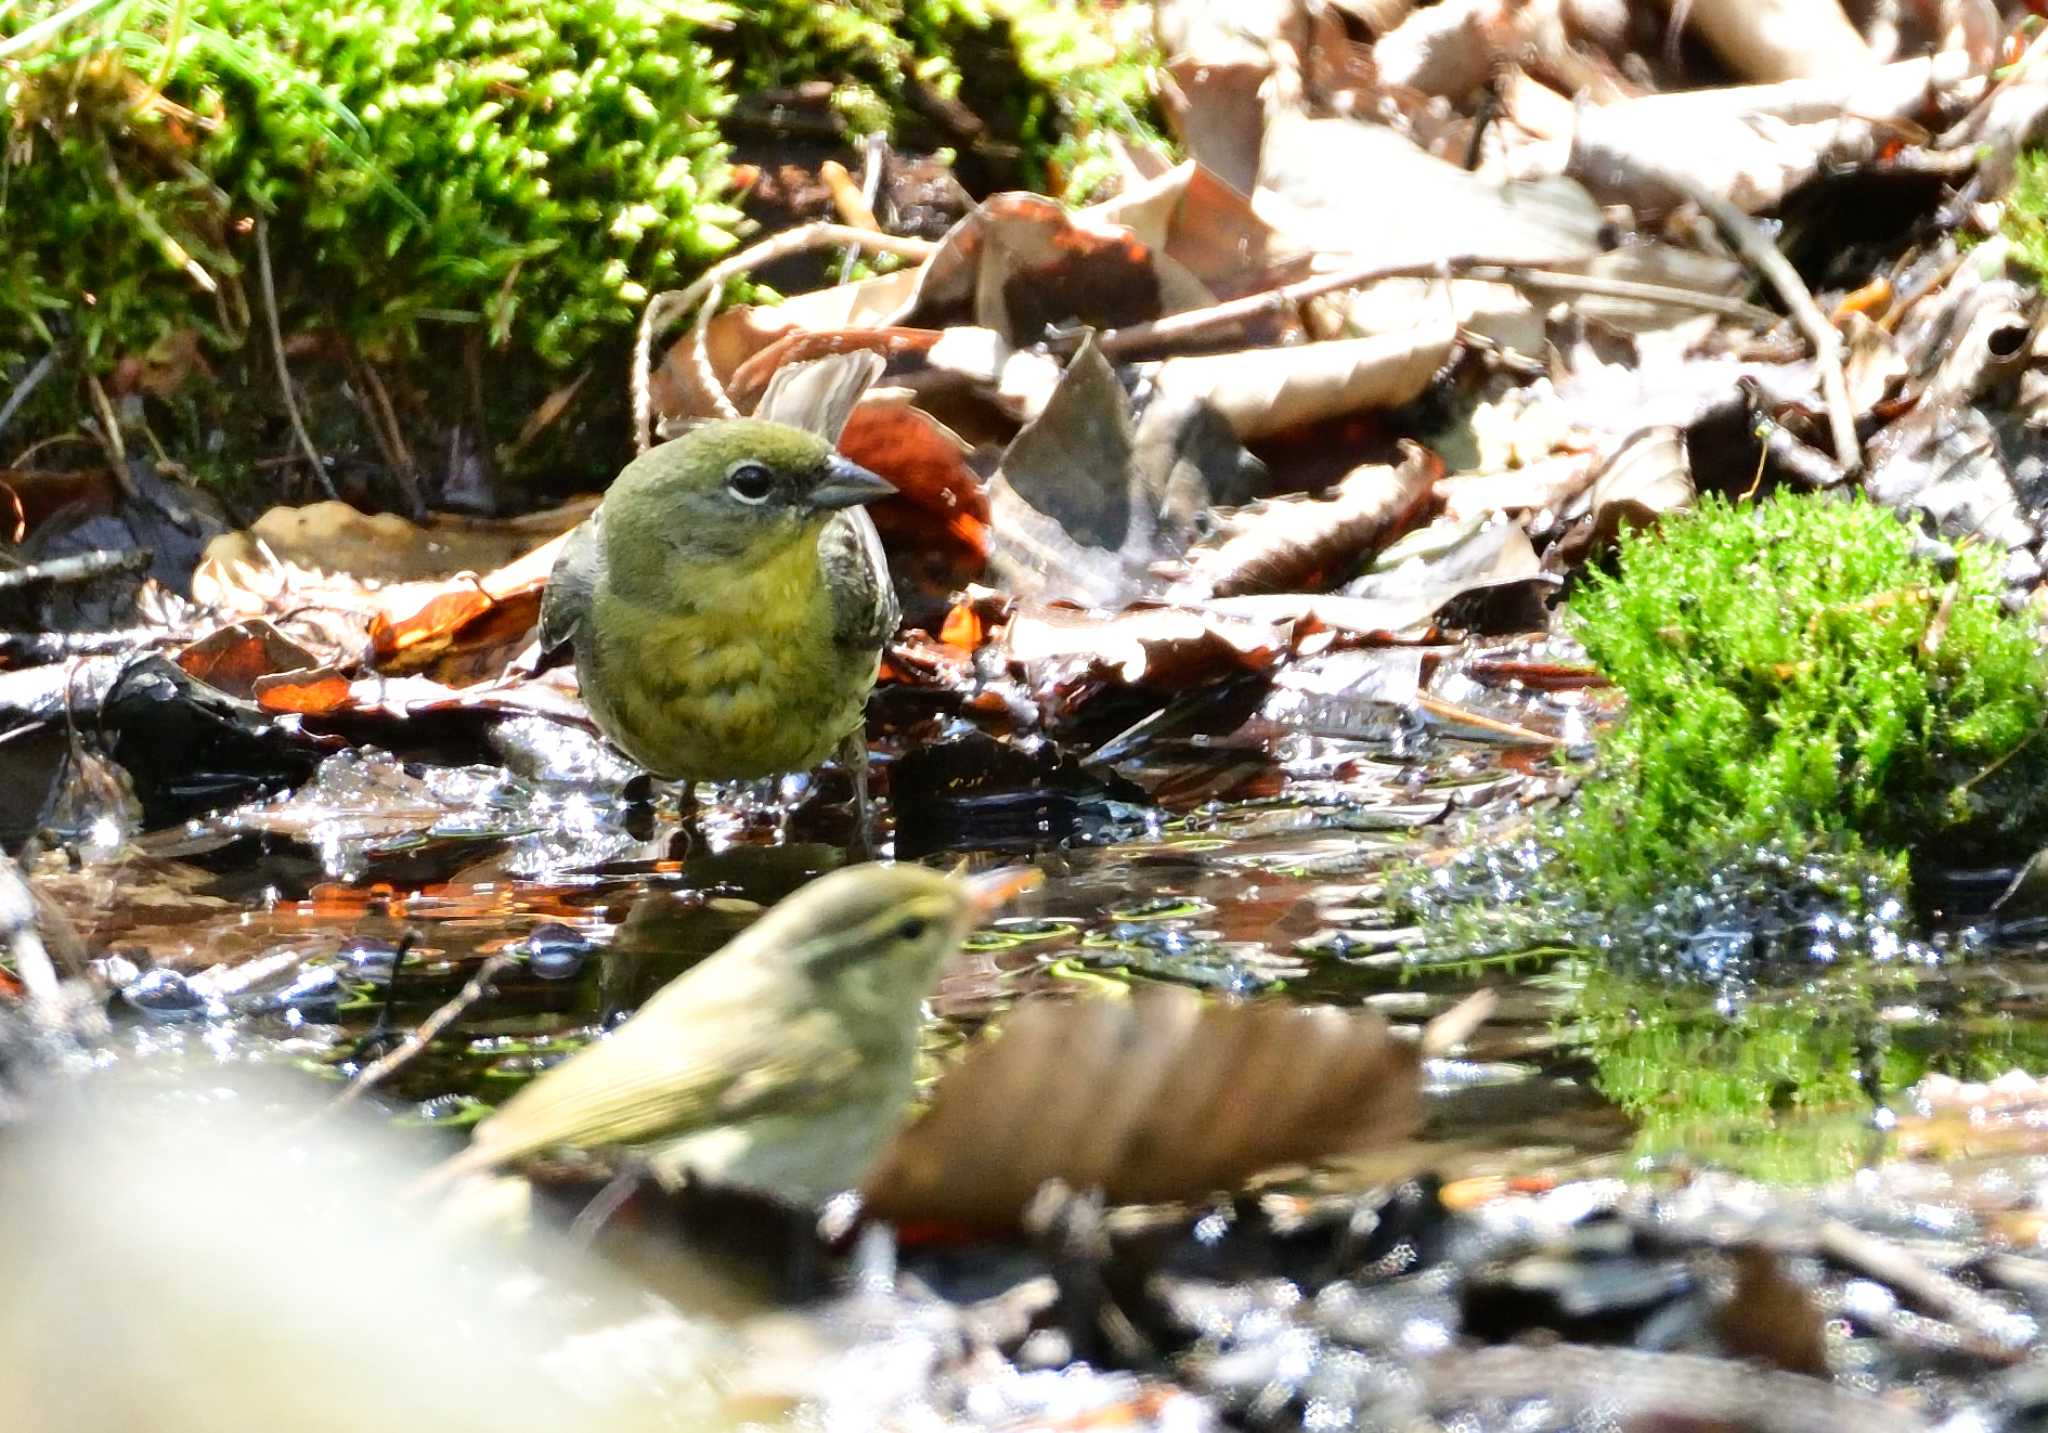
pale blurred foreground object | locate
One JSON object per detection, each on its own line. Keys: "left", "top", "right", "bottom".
{"left": 862, "top": 986, "right": 1492, "bottom": 1228}
{"left": 0, "top": 1062, "right": 733, "bottom": 1433}
{"left": 419, "top": 862, "right": 1039, "bottom": 1204}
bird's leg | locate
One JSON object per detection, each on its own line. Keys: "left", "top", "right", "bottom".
{"left": 640, "top": 777, "right": 698, "bottom": 861}
{"left": 837, "top": 728, "right": 879, "bottom": 857}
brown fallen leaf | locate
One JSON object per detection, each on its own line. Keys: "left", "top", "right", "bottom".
{"left": 889, "top": 191, "right": 1214, "bottom": 344}
{"left": 203, "top": 499, "right": 594, "bottom": 585}
{"left": 837, "top": 397, "right": 989, "bottom": 613}
{"left": 1171, "top": 441, "right": 1440, "bottom": 599}
{"left": 176, "top": 621, "right": 322, "bottom": 701}
{"left": 1004, "top": 601, "right": 1290, "bottom": 686}
{"left": 366, "top": 532, "right": 567, "bottom": 677}
{"left": 726, "top": 328, "right": 943, "bottom": 415}
{"left": 1144, "top": 323, "right": 1456, "bottom": 440}
{"left": 861, "top": 985, "right": 1420, "bottom": 1228}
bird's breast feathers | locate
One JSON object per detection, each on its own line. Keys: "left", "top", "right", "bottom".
{"left": 582, "top": 526, "right": 880, "bottom": 779}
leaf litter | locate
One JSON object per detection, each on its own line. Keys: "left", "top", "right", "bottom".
{"left": 20, "top": 2, "right": 2048, "bottom": 1429}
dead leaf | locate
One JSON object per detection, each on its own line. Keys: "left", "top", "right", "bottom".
{"left": 176, "top": 621, "right": 321, "bottom": 700}
{"left": 1085, "top": 161, "right": 1308, "bottom": 302}
{"left": 726, "top": 328, "right": 943, "bottom": 415}
{"left": 1172, "top": 442, "right": 1439, "bottom": 599}
{"left": 1549, "top": 425, "right": 1695, "bottom": 566}
{"left": 1145, "top": 322, "right": 1455, "bottom": 440}
{"left": 366, "top": 533, "right": 567, "bottom": 677}
{"left": 862, "top": 985, "right": 1419, "bottom": 1227}
{"left": 987, "top": 336, "right": 1270, "bottom": 606}
{"left": 1004, "top": 601, "right": 1288, "bottom": 687}
{"left": 202, "top": 500, "right": 592, "bottom": 585}
{"left": 888, "top": 192, "right": 1214, "bottom": 345}
{"left": 838, "top": 397, "right": 989, "bottom": 611}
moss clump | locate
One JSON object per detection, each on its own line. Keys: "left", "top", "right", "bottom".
{"left": 2, "top": 0, "right": 741, "bottom": 376}
{"left": 1560, "top": 491, "right": 2048, "bottom": 903}
{"left": 2003, "top": 147, "right": 2048, "bottom": 275}
{"left": 719, "top": 0, "right": 1165, "bottom": 198}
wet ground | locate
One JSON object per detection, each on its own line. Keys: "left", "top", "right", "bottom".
{"left": 39, "top": 626, "right": 2048, "bottom": 1200}
{"left": 27, "top": 628, "right": 2048, "bottom": 1429}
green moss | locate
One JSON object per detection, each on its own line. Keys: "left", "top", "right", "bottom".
{"left": 718, "top": 0, "right": 1165, "bottom": 198}
{"left": 1560, "top": 490, "right": 2048, "bottom": 902}
{"left": 0, "top": 1, "right": 1164, "bottom": 498}
{"left": 3, "top": 0, "right": 742, "bottom": 375}
{"left": 1392, "top": 491, "right": 2048, "bottom": 1182}
{"left": 2003, "top": 147, "right": 2048, "bottom": 275}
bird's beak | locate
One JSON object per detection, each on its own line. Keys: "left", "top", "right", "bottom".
{"left": 809, "top": 454, "right": 897, "bottom": 510}
{"left": 961, "top": 865, "right": 1044, "bottom": 921}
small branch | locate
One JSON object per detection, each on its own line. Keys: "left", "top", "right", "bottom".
{"left": 0, "top": 548, "right": 150, "bottom": 595}
{"left": 255, "top": 214, "right": 337, "bottom": 499}
{"left": 332, "top": 951, "right": 514, "bottom": 1108}
{"left": 81, "top": 370, "right": 133, "bottom": 495}
{"left": 632, "top": 222, "right": 939, "bottom": 453}
{"left": 0, "top": 350, "right": 59, "bottom": 444}
{"left": 1094, "top": 256, "right": 1780, "bottom": 358}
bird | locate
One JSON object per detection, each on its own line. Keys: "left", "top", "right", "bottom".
{"left": 541, "top": 354, "right": 900, "bottom": 831}
{"left": 414, "top": 861, "right": 1038, "bottom": 1206}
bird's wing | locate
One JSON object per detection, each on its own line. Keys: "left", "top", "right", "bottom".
{"left": 538, "top": 510, "right": 603, "bottom": 658}
{"left": 754, "top": 351, "right": 887, "bottom": 442}
{"left": 448, "top": 989, "right": 860, "bottom": 1179}
{"left": 820, "top": 507, "right": 900, "bottom": 651}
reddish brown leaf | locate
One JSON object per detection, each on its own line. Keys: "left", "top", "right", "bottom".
{"left": 367, "top": 533, "right": 566, "bottom": 676}
{"left": 252, "top": 668, "right": 354, "bottom": 716}
{"left": 727, "top": 328, "right": 944, "bottom": 414}
{"left": 176, "top": 621, "right": 322, "bottom": 700}
{"left": 839, "top": 398, "right": 989, "bottom": 604}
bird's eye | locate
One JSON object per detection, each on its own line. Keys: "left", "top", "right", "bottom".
{"left": 894, "top": 916, "right": 930, "bottom": 943}
{"left": 725, "top": 462, "right": 775, "bottom": 504}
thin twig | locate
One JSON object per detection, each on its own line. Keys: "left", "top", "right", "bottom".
{"left": 81, "top": 370, "right": 133, "bottom": 495}
{"left": 332, "top": 951, "right": 514, "bottom": 1108}
{"left": 0, "top": 350, "right": 58, "bottom": 444}
{"left": 837, "top": 131, "right": 888, "bottom": 286}
{"left": 631, "top": 222, "right": 939, "bottom": 452}
{"left": 1094, "top": 256, "right": 1781, "bottom": 358}
{"left": 255, "top": 214, "right": 337, "bottom": 498}
{"left": 98, "top": 136, "right": 215, "bottom": 295}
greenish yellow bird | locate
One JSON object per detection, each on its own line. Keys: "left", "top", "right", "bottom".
{"left": 542, "top": 358, "right": 899, "bottom": 794}
{"left": 418, "top": 862, "right": 1036, "bottom": 1205}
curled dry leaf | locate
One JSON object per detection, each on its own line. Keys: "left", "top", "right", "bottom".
{"left": 1145, "top": 322, "right": 1456, "bottom": 440}
{"left": 1665, "top": 0, "right": 1874, "bottom": 83}
{"left": 1548, "top": 425, "right": 1694, "bottom": 566}
{"left": 175, "top": 621, "right": 321, "bottom": 701}
{"left": 1004, "top": 602, "right": 1289, "bottom": 687}
{"left": 889, "top": 192, "right": 1214, "bottom": 344}
{"left": 861, "top": 985, "right": 1420, "bottom": 1228}
{"left": 838, "top": 397, "right": 989, "bottom": 610}
{"left": 1086, "top": 160, "right": 1308, "bottom": 303}
{"left": 1171, "top": 442, "right": 1440, "bottom": 599}
{"left": 366, "top": 533, "right": 567, "bottom": 677}
{"left": 726, "top": 328, "right": 942, "bottom": 415}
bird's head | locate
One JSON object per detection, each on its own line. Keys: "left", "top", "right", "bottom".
{"left": 758, "top": 862, "right": 1041, "bottom": 1031}
{"left": 603, "top": 418, "right": 895, "bottom": 567}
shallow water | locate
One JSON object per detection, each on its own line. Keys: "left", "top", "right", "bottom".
{"left": 44, "top": 628, "right": 2048, "bottom": 1198}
